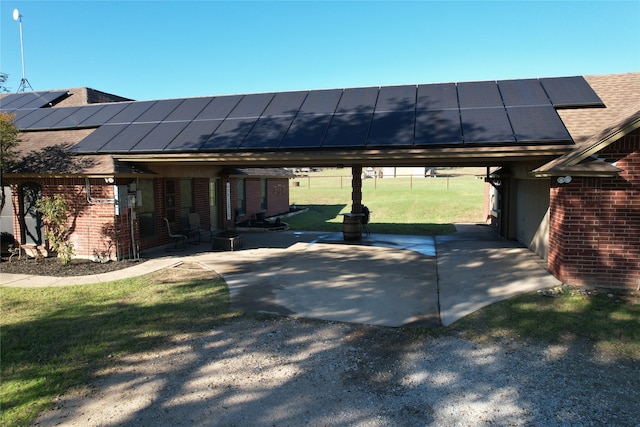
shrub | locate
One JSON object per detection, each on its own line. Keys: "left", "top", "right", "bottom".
{"left": 36, "top": 194, "right": 74, "bottom": 264}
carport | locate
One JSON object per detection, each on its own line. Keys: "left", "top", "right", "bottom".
{"left": 65, "top": 76, "right": 604, "bottom": 241}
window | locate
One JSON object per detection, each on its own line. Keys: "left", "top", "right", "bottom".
{"left": 237, "top": 179, "right": 246, "bottom": 216}
{"left": 164, "top": 179, "right": 176, "bottom": 223}
{"left": 179, "top": 178, "right": 194, "bottom": 226}
{"left": 260, "top": 179, "right": 267, "bottom": 211}
{"left": 138, "top": 179, "right": 156, "bottom": 240}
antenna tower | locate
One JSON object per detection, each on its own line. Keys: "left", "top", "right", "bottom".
{"left": 13, "top": 9, "right": 33, "bottom": 92}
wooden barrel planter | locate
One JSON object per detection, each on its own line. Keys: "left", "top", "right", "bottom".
{"left": 342, "top": 214, "right": 362, "bottom": 241}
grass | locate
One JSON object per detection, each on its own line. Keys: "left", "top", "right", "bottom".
{"left": 0, "top": 266, "right": 235, "bottom": 427}
{"left": 3, "top": 169, "right": 638, "bottom": 425}
{"left": 2, "top": 269, "right": 639, "bottom": 427}
{"left": 287, "top": 168, "right": 485, "bottom": 234}
{"left": 448, "top": 287, "right": 640, "bottom": 359}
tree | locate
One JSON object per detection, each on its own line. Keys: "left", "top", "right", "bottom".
{"left": 0, "top": 112, "right": 20, "bottom": 211}
{"left": 0, "top": 72, "right": 9, "bottom": 93}
{"left": 36, "top": 194, "right": 75, "bottom": 264}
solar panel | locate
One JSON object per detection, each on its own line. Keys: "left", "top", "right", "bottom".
{"left": 241, "top": 115, "right": 296, "bottom": 149}
{"left": 367, "top": 111, "right": 415, "bottom": 147}
{"left": 135, "top": 98, "right": 184, "bottom": 122}
{"left": 78, "top": 103, "right": 129, "bottom": 127}
{"left": 201, "top": 118, "right": 258, "bottom": 150}
{"left": 0, "top": 93, "right": 29, "bottom": 109}
{"left": 540, "top": 76, "right": 604, "bottom": 108}
{"left": 375, "top": 85, "right": 416, "bottom": 112}
{"left": 164, "top": 119, "right": 222, "bottom": 151}
{"left": 70, "top": 124, "right": 128, "bottom": 153}
{"left": 498, "top": 79, "right": 550, "bottom": 106}
{"left": 164, "top": 97, "right": 214, "bottom": 121}
{"left": 195, "top": 95, "right": 242, "bottom": 120}
{"left": 417, "top": 83, "right": 458, "bottom": 110}
{"left": 25, "top": 106, "right": 82, "bottom": 129}
{"left": 322, "top": 113, "right": 373, "bottom": 147}
{"left": 279, "top": 114, "right": 333, "bottom": 148}
{"left": 461, "top": 108, "right": 515, "bottom": 144}
{"left": 458, "top": 81, "right": 503, "bottom": 109}
{"left": 20, "top": 91, "right": 68, "bottom": 109}
{"left": 415, "top": 109, "right": 463, "bottom": 145}
{"left": 130, "top": 121, "right": 190, "bottom": 152}
{"left": 99, "top": 123, "right": 158, "bottom": 152}
{"left": 53, "top": 104, "right": 108, "bottom": 129}
{"left": 14, "top": 108, "right": 59, "bottom": 128}
{"left": 507, "top": 105, "right": 572, "bottom": 143}
{"left": 10, "top": 109, "right": 37, "bottom": 127}
{"left": 106, "top": 101, "right": 156, "bottom": 124}
{"left": 262, "top": 91, "right": 308, "bottom": 116}
{"left": 0, "top": 91, "right": 67, "bottom": 110}
{"left": 298, "top": 89, "right": 343, "bottom": 114}
{"left": 227, "top": 93, "right": 274, "bottom": 118}
{"left": 336, "top": 87, "right": 378, "bottom": 114}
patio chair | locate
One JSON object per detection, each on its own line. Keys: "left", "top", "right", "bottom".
{"left": 164, "top": 217, "right": 188, "bottom": 250}
{"left": 361, "top": 205, "right": 371, "bottom": 236}
{"left": 188, "top": 213, "right": 214, "bottom": 242}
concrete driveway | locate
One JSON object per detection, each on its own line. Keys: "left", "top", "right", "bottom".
{"left": 1, "top": 224, "right": 561, "bottom": 327}
{"left": 196, "top": 224, "right": 561, "bottom": 327}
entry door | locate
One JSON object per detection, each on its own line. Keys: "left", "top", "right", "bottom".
{"left": 209, "top": 178, "right": 219, "bottom": 231}
{"left": 21, "top": 183, "right": 43, "bottom": 245}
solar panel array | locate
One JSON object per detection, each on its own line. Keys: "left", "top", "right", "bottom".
{"left": 0, "top": 91, "right": 68, "bottom": 110}
{"left": 0, "top": 77, "right": 604, "bottom": 154}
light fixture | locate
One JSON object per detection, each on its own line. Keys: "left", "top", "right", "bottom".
{"left": 556, "top": 176, "right": 572, "bottom": 184}
{"left": 104, "top": 177, "right": 115, "bottom": 184}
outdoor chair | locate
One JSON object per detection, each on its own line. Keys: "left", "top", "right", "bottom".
{"left": 188, "top": 213, "right": 214, "bottom": 242}
{"left": 361, "top": 205, "right": 371, "bottom": 236}
{"left": 164, "top": 217, "right": 188, "bottom": 250}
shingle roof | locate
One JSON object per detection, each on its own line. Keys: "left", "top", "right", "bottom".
{"left": 532, "top": 73, "right": 640, "bottom": 176}
{"left": 6, "top": 129, "right": 154, "bottom": 176}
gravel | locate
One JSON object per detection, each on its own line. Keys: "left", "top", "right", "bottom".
{"left": 33, "top": 317, "right": 640, "bottom": 427}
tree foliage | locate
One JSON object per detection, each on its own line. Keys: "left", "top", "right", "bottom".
{"left": 0, "top": 112, "right": 20, "bottom": 211}
{"left": 36, "top": 194, "right": 75, "bottom": 264}
{"left": 0, "top": 72, "right": 9, "bottom": 93}
{"left": 0, "top": 112, "right": 19, "bottom": 170}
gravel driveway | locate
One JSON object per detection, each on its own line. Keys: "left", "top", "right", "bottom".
{"left": 34, "top": 317, "right": 640, "bottom": 426}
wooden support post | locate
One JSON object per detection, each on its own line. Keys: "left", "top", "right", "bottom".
{"left": 351, "top": 165, "right": 362, "bottom": 214}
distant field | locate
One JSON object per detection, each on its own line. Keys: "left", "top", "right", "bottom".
{"left": 287, "top": 168, "right": 486, "bottom": 235}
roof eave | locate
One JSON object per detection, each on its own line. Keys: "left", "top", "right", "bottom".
{"left": 113, "top": 145, "right": 573, "bottom": 168}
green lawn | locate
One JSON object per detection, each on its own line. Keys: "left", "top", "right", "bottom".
{"left": 0, "top": 268, "right": 235, "bottom": 427}
{"left": 288, "top": 168, "right": 486, "bottom": 234}
{"left": 2, "top": 267, "right": 638, "bottom": 427}
{"left": 3, "top": 168, "right": 637, "bottom": 427}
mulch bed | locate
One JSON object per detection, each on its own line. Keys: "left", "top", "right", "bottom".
{"left": 0, "top": 256, "right": 146, "bottom": 277}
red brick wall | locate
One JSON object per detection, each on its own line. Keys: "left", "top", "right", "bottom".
{"left": 6, "top": 174, "right": 291, "bottom": 257}
{"left": 8, "top": 178, "right": 128, "bottom": 260}
{"left": 548, "top": 130, "right": 640, "bottom": 289}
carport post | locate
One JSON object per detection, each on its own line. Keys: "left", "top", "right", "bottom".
{"left": 342, "top": 165, "right": 364, "bottom": 241}
{"left": 351, "top": 165, "right": 362, "bottom": 214}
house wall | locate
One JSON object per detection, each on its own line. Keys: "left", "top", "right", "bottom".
{"left": 548, "top": 130, "right": 640, "bottom": 289}
{"left": 8, "top": 178, "right": 128, "bottom": 261}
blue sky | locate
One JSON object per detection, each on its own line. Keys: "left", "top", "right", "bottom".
{"left": 1, "top": 1, "right": 639, "bottom": 101}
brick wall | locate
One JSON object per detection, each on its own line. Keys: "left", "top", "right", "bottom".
{"left": 548, "top": 130, "right": 640, "bottom": 289}
{"left": 6, "top": 173, "right": 291, "bottom": 257}
{"left": 8, "top": 178, "right": 126, "bottom": 260}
